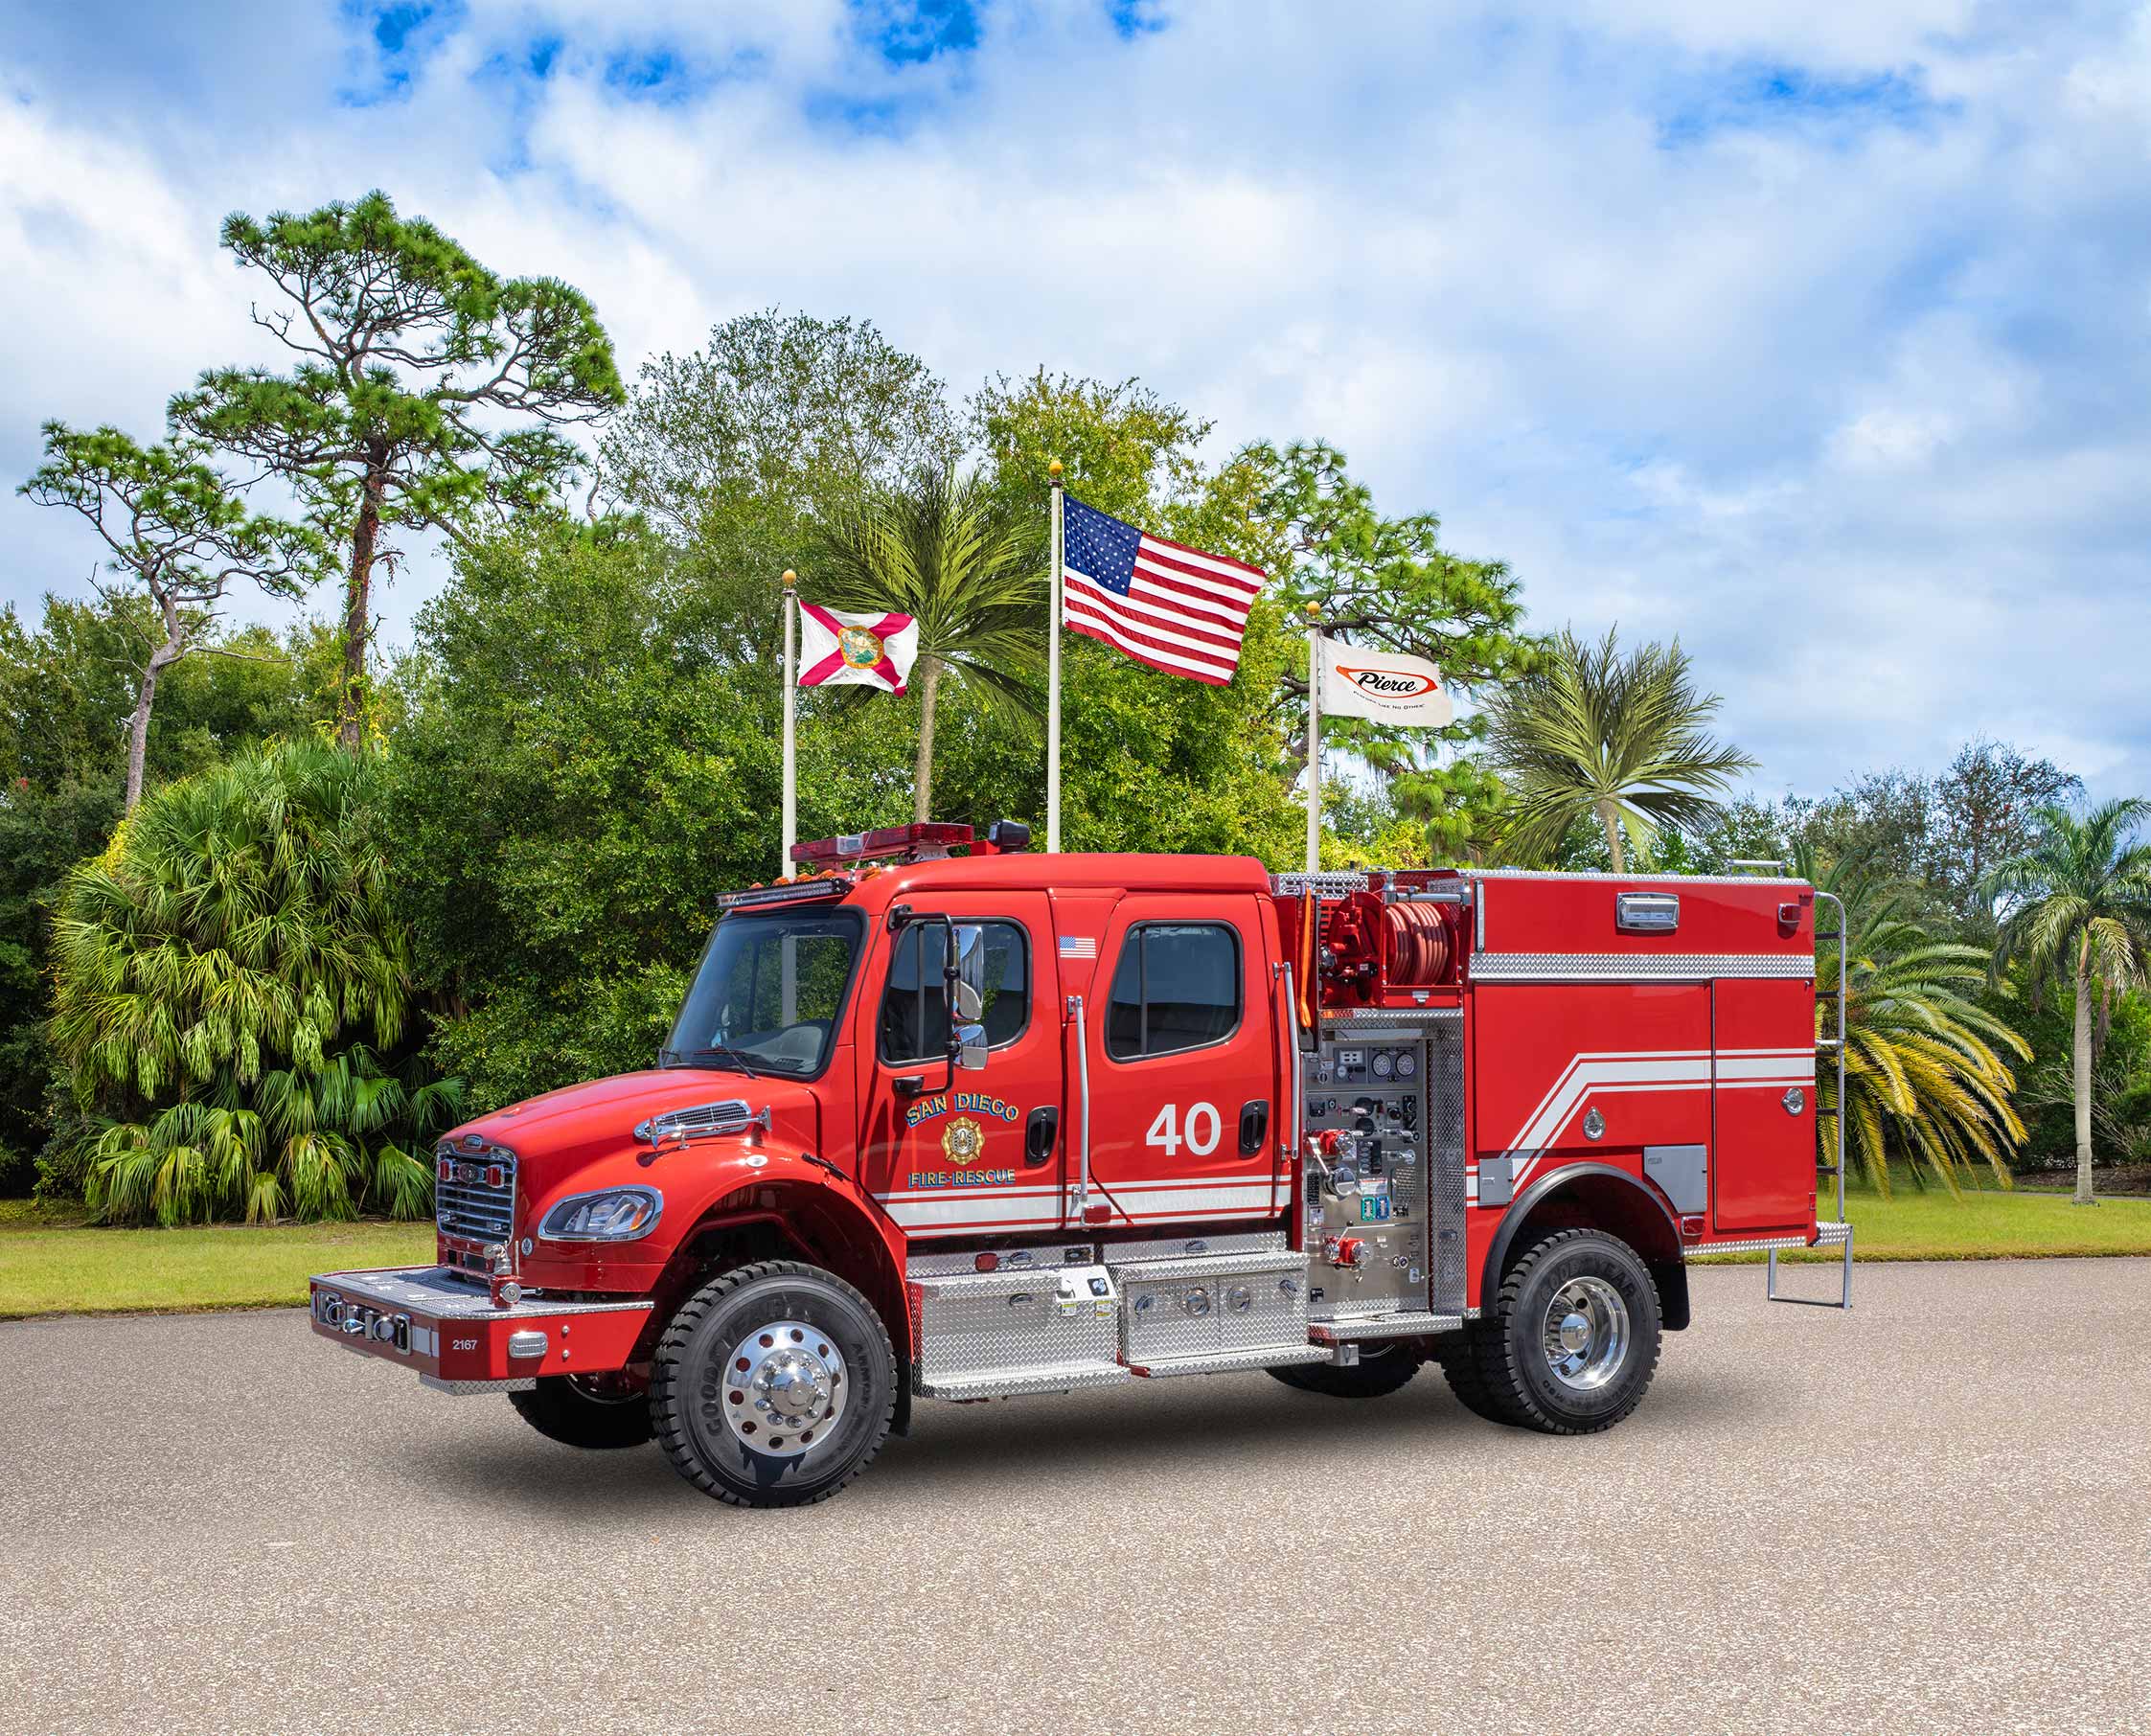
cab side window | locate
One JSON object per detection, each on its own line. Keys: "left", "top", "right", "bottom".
{"left": 1107, "top": 922, "right": 1241, "bottom": 1061}
{"left": 879, "top": 920, "right": 1031, "bottom": 1065}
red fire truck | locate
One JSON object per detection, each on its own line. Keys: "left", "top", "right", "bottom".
{"left": 310, "top": 821, "right": 1850, "bottom": 1507}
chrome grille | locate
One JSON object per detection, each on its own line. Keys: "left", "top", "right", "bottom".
{"left": 435, "top": 1145, "right": 517, "bottom": 1245}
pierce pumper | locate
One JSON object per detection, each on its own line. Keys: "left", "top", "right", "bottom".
{"left": 310, "top": 820, "right": 1849, "bottom": 1506}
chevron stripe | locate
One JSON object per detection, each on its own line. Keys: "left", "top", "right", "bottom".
{"left": 1501, "top": 1047, "right": 1816, "bottom": 1189}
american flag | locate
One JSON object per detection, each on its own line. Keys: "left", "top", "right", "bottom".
{"left": 1061, "top": 494, "right": 1265, "bottom": 685}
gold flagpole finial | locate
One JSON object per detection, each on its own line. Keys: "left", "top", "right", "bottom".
{"left": 1306, "top": 602, "right": 1321, "bottom": 623}
{"left": 1047, "top": 458, "right": 1063, "bottom": 481}
{"left": 782, "top": 569, "right": 796, "bottom": 590}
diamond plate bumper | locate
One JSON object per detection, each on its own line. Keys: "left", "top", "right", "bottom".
{"left": 309, "top": 1265, "right": 653, "bottom": 1387}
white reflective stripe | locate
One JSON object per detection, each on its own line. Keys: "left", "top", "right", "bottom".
{"left": 1714, "top": 1050, "right": 1816, "bottom": 1082}
{"left": 882, "top": 1197, "right": 1064, "bottom": 1229}
{"left": 1503, "top": 1047, "right": 1819, "bottom": 1188}
{"left": 877, "top": 1175, "right": 1275, "bottom": 1233}
{"left": 877, "top": 1183, "right": 1061, "bottom": 1203}
{"left": 1505, "top": 1055, "right": 1713, "bottom": 1156}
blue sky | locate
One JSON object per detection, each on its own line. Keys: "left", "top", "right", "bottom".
{"left": 3, "top": 0, "right": 2148, "bottom": 803}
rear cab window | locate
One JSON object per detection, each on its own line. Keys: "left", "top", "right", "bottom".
{"left": 1106, "top": 922, "right": 1242, "bottom": 1061}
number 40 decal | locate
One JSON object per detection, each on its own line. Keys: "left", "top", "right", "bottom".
{"left": 1145, "top": 1102, "right": 1223, "bottom": 1157}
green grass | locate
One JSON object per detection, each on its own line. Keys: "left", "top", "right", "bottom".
{"left": 1702, "top": 1176, "right": 2151, "bottom": 1263}
{"left": 0, "top": 1205, "right": 433, "bottom": 1319}
{"left": 4, "top": 1173, "right": 2150, "bottom": 1318}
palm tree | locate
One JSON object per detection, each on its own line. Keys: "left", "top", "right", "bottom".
{"left": 49, "top": 740, "right": 461, "bottom": 1223}
{"left": 1985, "top": 800, "right": 2151, "bottom": 1205}
{"left": 812, "top": 467, "right": 1043, "bottom": 821}
{"left": 1483, "top": 627, "right": 1755, "bottom": 871}
{"left": 1803, "top": 846, "right": 2028, "bottom": 1196}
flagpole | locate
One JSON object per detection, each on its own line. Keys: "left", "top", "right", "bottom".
{"left": 1304, "top": 602, "right": 1322, "bottom": 875}
{"left": 1046, "top": 458, "right": 1064, "bottom": 853}
{"left": 781, "top": 569, "right": 797, "bottom": 881}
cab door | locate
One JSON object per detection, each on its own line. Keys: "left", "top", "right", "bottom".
{"left": 856, "top": 893, "right": 1065, "bottom": 1239}
{"left": 1075, "top": 893, "right": 1280, "bottom": 1231}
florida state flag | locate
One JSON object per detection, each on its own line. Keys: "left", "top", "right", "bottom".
{"left": 797, "top": 605, "right": 920, "bottom": 694}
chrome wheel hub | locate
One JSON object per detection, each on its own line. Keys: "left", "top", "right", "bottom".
{"left": 1541, "top": 1276, "right": 1630, "bottom": 1391}
{"left": 716, "top": 1319, "right": 847, "bottom": 1457}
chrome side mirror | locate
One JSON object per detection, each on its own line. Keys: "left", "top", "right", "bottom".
{"left": 954, "top": 1022, "right": 988, "bottom": 1071}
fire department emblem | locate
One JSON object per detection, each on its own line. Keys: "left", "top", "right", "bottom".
{"left": 941, "top": 1115, "right": 987, "bottom": 1167}
{"left": 837, "top": 625, "right": 885, "bottom": 669}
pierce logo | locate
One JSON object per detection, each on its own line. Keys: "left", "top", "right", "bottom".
{"left": 1336, "top": 665, "right": 1440, "bottom": 698}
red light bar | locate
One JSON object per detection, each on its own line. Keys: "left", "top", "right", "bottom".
{"left": 789, "top": 823, "right": 973, "bottom": 866}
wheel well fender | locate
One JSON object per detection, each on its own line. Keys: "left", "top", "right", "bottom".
{"left": 651, "top": 1154, "right": 912, "bottom": 1363}
{"left": 1483, "top": 1162, "right": 1690, "bottom": 1332}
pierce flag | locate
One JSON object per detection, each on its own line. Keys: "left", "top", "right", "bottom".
{"left": 797, "top": 605, "right": 920, "bottom": 695}
{"left": 1316, "top": 636, "right": 1453, "bottom": 728}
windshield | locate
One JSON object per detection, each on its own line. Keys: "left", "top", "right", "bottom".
{"left": 661, "top": 906, "right": 863, "bottom": 1078}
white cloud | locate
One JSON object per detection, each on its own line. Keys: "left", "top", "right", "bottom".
{"left": 1, "top": 0, "right": 2147, "bottom": 806}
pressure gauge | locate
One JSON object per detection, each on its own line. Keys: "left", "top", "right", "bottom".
{"left": 1372, "top": 1050, "right": 1395, "bottom": 1080}
{"left": 1395, "top": 1050, "right": 1418, "bottom": 1079}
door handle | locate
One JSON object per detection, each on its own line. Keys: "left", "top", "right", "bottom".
{"left": 1239, "top": 1099, "right": 1270, "bottom": 1155}
{"left": 1025, "top": 1107, "right": 1059, "bottom": 1167}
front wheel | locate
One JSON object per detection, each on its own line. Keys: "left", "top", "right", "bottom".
{"left": 509, "top": 1373, "right": 655, "bottom": 1450}
{"left": 651, "top": 1260, "right": 897, "bottom": 1508}
{"left": 1468, "top": 1229, "right": 1662, "bottom": 1434}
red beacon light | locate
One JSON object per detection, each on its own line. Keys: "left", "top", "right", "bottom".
{"left": 790, "top": 823, "right": 971, "bottom": 867}
{"left": 789, "top": 820, "right": 1028, "bottom": 867}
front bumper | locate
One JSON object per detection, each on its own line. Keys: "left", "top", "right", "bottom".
{"left": 309, "top": 1266, "right": 654, "bottom": 1389}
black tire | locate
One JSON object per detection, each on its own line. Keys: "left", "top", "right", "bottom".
{"left": 651, "top": 1259, "right": 897, "bottom": 1509}
{"left": 509, "top": 1374, "right": 656, "bottom": 1450}
{"left": 1469, "top": 1228, "right": 1662, "bottom": 1434}
{"left": 1431, "top": 1340, "right": 1523, "bottom": 1426}
{"left": 1267, "top": 1342, "right": 1424, "bottom": 1398}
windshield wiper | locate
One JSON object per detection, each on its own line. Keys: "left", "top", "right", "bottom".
{"left": 659, "top": 1043, "right": 759, "bottom": 1080}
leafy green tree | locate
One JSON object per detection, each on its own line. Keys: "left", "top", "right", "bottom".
{"left": 812, "top": 467, "right": 1044, "bottom": 821}
{"left": 171, "top": 190, "right": 624, "bottom": 749}
{"left": 19, "top": 424, "right": 318, "bottom": 809}
{"left": 0, "top": 780, "right": 119, "bottom": 1188}
{"left": 1804, "top": 846, "right": 2029, "bottom": 1195}
{"left": 1245, "top": 441, "right": 1539, "bottom": 858}
{"left": 2, "top": 597, "right": 345, "bottom": 1191}
{"left": 1483, "top": 627, "right": 1755, "bottom": 871}
{"left": 47, "top": 741, "right": 457, "bottom": 1222}
{"left": 965, "top": 369, "right": 1304, "bottom": 860}
{"left": 1934, "top": 742, "right": 2081, "bottom": 930}
{"left": 387, "top": 519, "right": 921, "bottom": 1111}
{"left": 602, "top": 310, "right": 957, "bottom": 652}
{"left": 1986, "top": 800, "right": 2151, "bottom": 1204}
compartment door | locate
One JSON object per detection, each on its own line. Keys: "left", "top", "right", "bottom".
{"left": 1711, "top": 977, "right": 1818, "bottom": 1233}
{"left": 1472, "top": 982, "right": 1712, "bottom": 1197}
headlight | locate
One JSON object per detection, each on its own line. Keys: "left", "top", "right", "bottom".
{"left": 538, "top": 1187, "right": 663, "bottom": 1242}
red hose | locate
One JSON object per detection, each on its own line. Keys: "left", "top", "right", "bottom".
{"left": 1385, "top": 902, "right": 1452, "bottom": 986}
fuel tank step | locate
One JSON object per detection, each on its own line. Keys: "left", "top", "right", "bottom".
{"left": 1129, "top": 1344, "right": 1329, "bottom": 1379}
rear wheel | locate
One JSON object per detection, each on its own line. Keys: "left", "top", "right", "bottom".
{"left": 1268, "top": 1343, "right": 1424, "bottom": 1398}
{"left": 651, "top": 1260, "right": 897, "bottom": 1508}
{"left": 1469, "top": 1229, "right": 1662, "bottom": 1434}
{"left": 509, "top": 1373, "right": 655, "bottom": 1450}
{"left": 1431, "top": 1341, "right": 1522, "bottom": 1426}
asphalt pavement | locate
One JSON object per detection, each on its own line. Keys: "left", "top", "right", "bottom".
{"left": 2, "top": 1259, "right": 2145, "bottom": 1736}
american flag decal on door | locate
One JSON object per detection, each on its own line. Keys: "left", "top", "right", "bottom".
{"left": 1058, "top": 936, "right": 1097, "bottom": 959}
